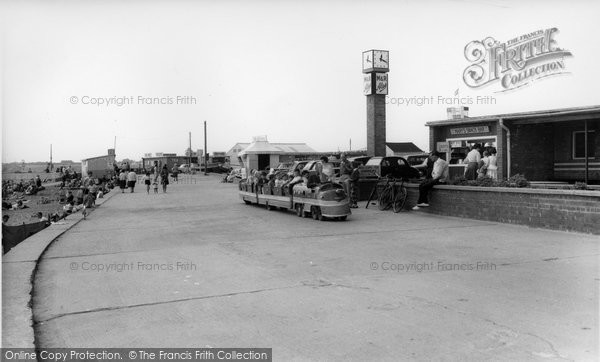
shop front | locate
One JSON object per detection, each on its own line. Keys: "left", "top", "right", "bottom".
{"left": 426, "top": 106, "right": 600, "bottom": 183}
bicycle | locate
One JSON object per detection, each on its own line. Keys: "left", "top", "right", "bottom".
{"left": 366, "top": 175, "right": 408, "bottom": 213}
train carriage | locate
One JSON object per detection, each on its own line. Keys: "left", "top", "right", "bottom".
{"left": 239, "top": 181, "right": 351, "bottom": 221}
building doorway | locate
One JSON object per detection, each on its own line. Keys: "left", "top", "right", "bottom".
{"left": 258, "top": 154, "right": 270, "bottom": 171}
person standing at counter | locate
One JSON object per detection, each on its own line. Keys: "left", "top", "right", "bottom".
{"left": 463, "top": 144, "right": 482, "bottom": 180}
{"left": 487, "top": 148, "right": 498, "bottom": 180}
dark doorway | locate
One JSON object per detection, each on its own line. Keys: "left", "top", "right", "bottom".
{"left": 258, "top": 154, "right": 270, "bottom": 170}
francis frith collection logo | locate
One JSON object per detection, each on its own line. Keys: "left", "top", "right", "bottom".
{"left": 463, "top": 27, "right": 572, "bottom": 92}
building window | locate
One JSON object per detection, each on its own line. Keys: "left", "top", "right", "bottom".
{"left": 573, "top": 130, "right": 595, "bottom": 159}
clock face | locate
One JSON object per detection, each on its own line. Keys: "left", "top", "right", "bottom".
{"left": 373, "top": 50, "right": 389, "bottom": 69}
{"left": 362, "top": 51, "right": 373, "bottom": 71}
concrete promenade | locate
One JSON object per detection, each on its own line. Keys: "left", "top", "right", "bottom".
{"left": 29, "top": 176, "right": 598, "bottom": 360}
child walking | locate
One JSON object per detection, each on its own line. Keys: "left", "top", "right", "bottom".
{"left": 153, "top": 176, "right": 159, "bottom": 194}
{"left": 142, "top": 172, "right": 152, "bottom": 194}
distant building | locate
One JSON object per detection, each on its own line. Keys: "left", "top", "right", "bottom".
{"left": 236, "top": 136, "right": 318, "bottom": 171}
{"left": 226, "top": 143, "right": 250, "bottom": 166}
{"left": 385, "top": 142, "right": 425, "bottom": 157}
{"left": 81, "top": 149, "right": 116, "bottom": 178}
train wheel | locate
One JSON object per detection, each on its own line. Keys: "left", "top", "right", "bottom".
{"left": 266, "top": 203, "right": 272, "bottom": 211}
{"left": 312, "top": 206, "right": 323, "bottom": 221}
{"left": 338, "top": 216, "right": 347, "bottom": 221}
{"left": 295, "top": 204, "right": 303, "bottom": 217}
{"left": 244, "top": 200, "right": 251, "bottom": 205}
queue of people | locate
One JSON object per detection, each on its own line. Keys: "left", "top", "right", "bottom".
{"left": 463, "top": 144, "right": 498, "bottom": 180}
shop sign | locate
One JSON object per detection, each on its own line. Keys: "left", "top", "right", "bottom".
{"left": 436, "top": 142, "right": 449, "bottom": 153}
{"left": 450, "top": 126, "right": 489, "bottom": 135}
{"left": 375, "top": 73, "right": 388, "bottom": 95}
{"left": 450, "top": 140, "right": 463, "bottom": 148}
{"left": 363, "top": 74, "right": 372, "bottom": 95}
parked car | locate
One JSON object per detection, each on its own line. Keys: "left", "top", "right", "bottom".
{"left": 406, "top": 153, "right": 430, "bottom": 177}
{"left": 359, "top": 156, "right": 420, "bottom": 180}
{"left": 302, "top": 159, "right": 341, "bottom": 178}
{"left": 178, "top": 163, "right": 201, "bottom": 173}
{"left": 348, "top": 156, "right": 372, "bottom": 168}
{"left": 276, "top": 161, "right": 309, "bottom": 177}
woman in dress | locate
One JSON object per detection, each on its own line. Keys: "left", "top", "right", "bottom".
{"left": 118, "top": 169, "right": 127, "bottom": 193}
{"left": 478, "top": 151, "right": 490, "bottom": 179}
{"left": 160, "top": 165, "right": 170, "bottom": 193}
{"left": 487, "top": 149, "right": 498, "bottom": 180}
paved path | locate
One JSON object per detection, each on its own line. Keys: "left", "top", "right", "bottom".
{"left": 32, "top": 176, "right": 599, "bottom": 360}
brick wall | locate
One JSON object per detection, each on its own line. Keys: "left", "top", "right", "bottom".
{"left": 405, "top": 183, "right": 600, "bottom": 234}
{"left": 510, "top": 123, "right": 555, "bottom": 180}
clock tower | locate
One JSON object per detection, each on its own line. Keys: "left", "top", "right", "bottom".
{"left": 362, "top": 49, "right": 389, "bottom": 157}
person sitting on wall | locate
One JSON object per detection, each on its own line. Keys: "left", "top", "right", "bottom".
{"left": 412, "top": 151, "right": 448, "bottom": 210}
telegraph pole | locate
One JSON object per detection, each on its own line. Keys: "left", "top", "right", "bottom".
{"left": 204, "top": 121, "right": 208, "bottom": 175}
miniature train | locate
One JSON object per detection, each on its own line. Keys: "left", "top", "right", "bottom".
{"left": 239, "top": 181, "right": 351, "bottom": 221}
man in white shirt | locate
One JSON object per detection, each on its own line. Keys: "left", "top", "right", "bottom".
{"left": 413, "top": 151, "right": 448, "bottom": 209}
{"left": 463, "top": 144, "right": 482, "bottom": 180}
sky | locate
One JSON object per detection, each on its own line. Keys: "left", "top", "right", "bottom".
{"left": 2, "top": 0, "right": 599, "bottom": 163}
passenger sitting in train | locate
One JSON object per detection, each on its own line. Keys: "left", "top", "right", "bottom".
{"left": 275, "top": 174, "right": 287, "bottom": 187}
{"left": 284, "top": 169, "right": 303, "bottom": 193}
{"left": 267, "top": 174, "right": 276, "bottom": 188}
{"left": 256, "top": 172, "right": 268, "bottom": 189}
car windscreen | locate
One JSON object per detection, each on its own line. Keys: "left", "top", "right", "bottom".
{"left": 365, "top": 159, "right": 381, "bottom": 166}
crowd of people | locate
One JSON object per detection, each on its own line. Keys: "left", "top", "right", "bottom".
{"left": 114, "top": 164, "right": 172, "bottom": 194}
{"left": 56, "top": 171, "right": 114, "bottom": 220}
{"left": 2, "top": 175, "right": 47, "bottom": 197}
